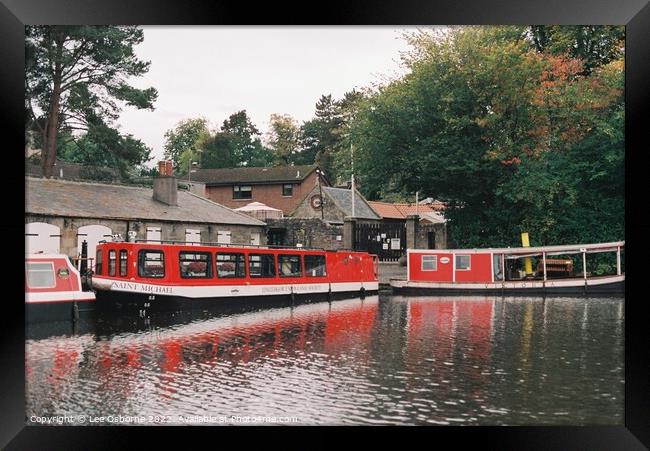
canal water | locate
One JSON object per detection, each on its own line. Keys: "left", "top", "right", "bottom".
{"left": 25, "top": 293, "right": 624, "bottom": 425}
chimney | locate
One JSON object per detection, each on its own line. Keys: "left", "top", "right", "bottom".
{"left": 153, "top": 160, "right": 178, "bottom": 206}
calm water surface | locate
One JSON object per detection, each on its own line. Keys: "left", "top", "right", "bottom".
{"left": 26, "top": 293, "right": 624, "bottom": 425}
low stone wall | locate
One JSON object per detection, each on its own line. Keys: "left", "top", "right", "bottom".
{"left": 265, "top": 218, "right": 344, "bottom": 250}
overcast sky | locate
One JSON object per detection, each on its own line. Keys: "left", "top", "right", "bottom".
{"left": 115, "top": 26, "right": 419, "bottom": 165}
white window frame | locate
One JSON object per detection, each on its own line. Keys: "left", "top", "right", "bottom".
{"left": 455, "top": 254, "right": 471, "bottom": 271}
{"left": 185, "top": 228, "right": 201, "bottom": 245}
{"left": 146, "top": 226, "right": 162, "bottom": 244}
{"left": 421, "top": 255, "right": 438, "bottom": 271}
{"left": 217, "top": 230, "right": 232, "bottom": 244}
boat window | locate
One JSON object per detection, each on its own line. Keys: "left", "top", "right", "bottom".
{"left": 138, "top": 250, "right": 165, "bottom": 278}
{"left": 422, "top": 255, "right": 438, "bottom": 271}
{"left": 95, "top": 249, "right": 103, "bottom": 275}
{"left": 25, "top": 262, "right": 56, "bottom": 288}
{"left": 279, "top": 255, "right": 302, "bottom": 277}
{"left": 304, "top": 255, "right": 326, "bottom": 277}
{"left": 249, "top": 254, "right": 276, "bottom": 278}
{"left": 216, "top": 253, "right": 245, "bottom": 278}
{"left": 455, "top": 254, "right": 471, "bottom": 270}
{"left": 179, "top": 252, "right": 212, "bottom": 278}
{"left": 108, "top": 250, "right": 116, "bottom": 276}
{"left": 119, "top": 250, "right": 128, "bottom": 277}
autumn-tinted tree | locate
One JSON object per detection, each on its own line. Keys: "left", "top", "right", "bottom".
{"left": 351, "top": 26, "right": 624, "bottom": 248}
{"left": 25, "top": 26, "right": 157, "bottom": 178}
{"left": 266, "top": 114, "right": 301, "bottom": 166}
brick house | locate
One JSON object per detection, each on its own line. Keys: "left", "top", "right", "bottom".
{"left": 184, "top": 164, "right": 329, "bottom": 215}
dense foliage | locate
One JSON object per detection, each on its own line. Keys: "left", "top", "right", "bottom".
{"left": 348, "top": 26, "right": 624, "bottom": 248}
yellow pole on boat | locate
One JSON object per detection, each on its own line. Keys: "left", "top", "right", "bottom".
{"left": 521, "top": 232, "right": 533, "bottom": 276}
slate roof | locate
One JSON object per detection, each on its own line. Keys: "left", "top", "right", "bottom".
{"left": 25, "top": 159, "right": 120, "bottom": 180}
{"left": 322, "top": 187, "right": 381, "bottom": 220}
{"left": 184, "top": 165, "right": 319, "bottom": 186}
{"left": 25, "top": 177, "right": 265, "bottom": 226}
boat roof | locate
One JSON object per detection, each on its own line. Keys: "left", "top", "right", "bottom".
{"left": 408, "top": 241, "right": 624, "bottom": 255}
{"left": 25, "top": 253, "right": 71, "bottom": 260}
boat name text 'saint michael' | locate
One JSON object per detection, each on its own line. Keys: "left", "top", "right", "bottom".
{"left": 111, "top": 281, "right": 173, "bottom": 294}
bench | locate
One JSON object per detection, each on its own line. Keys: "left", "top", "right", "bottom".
{"left": 538, "top": 258, "right": 573, "bottom": 277}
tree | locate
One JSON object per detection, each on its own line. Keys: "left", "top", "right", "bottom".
{"left": 527, "top": 26, "right": 625, "bottom": 75}
{"left": 221, "top": 110, "right": 271, "bottom": 167}
{"left": 25, "top": 26, "right": 158, "bottom": 178}
{"left": 163, "top": 117, "right": 210, "bottom": 170}
{"left": 350, "top": 26, "right": 624, "bottom": 248}
{"left": 266, "top": 114, "right": 301, "bottom": 166}
{"left": 199, "top": 133, "right": 239, "bottom": 169}
{"left": 58, "top": 125, "right": 153, "bottom": 178}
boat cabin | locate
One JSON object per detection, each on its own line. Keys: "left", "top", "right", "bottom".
{"left": 93, "top": 241, "right": 379, "bottom": 287}
{"left": 407, "top": 241, "right": 625, "bottom": 284}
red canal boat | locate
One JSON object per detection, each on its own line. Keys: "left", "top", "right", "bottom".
{"left": 90, "top": 241, "right": 379, "bottom": 311}
{"left": 390, "top": 241, "right": 625, "bottom": 295}
{"left": 25, "top": 253, "right": 96, "bottom": 322}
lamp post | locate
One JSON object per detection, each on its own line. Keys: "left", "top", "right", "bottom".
{"left": 350, "top": 142, "right": 355, "bottom": 219}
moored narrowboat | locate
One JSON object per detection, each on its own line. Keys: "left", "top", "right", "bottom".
{"left": 90, "top": 241, "right": 379, "bottom": 311}
{"left": 390, "top": 241, "right": 624, "bottom": 295}
{"left": 25, "top": 253, "right": 96, "bottom": 322}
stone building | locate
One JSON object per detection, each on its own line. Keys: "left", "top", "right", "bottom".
{"left": 25, "top": 175, "right": 266, "bottom": 265}
{"left": 291, "top": 186, "right": 381, "bottom": 223}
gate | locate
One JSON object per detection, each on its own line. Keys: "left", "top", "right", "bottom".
{"left": 353, "top": 222, "right": 406, "bottom": 262}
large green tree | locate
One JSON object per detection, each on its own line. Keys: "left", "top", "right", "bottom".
{"left": 221, "top": 110, "right": 271, "bottom": 167}
{"left": 25, "top": 26, "right": 158, "bottom": 178}
{"left": 351, "top": 26, "right": 624, "bottom": 248}
{"left": 163, "top": 117, "right": 210, "bottom": 170}
{"left": 58, "top": 125, "right": 153, "bottom": 178}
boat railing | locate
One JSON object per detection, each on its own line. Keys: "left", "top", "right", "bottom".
{"left": 116, "top": 239, "right": 330, "bottom": 252}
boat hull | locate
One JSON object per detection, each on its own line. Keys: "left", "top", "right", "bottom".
{"left": 25, "top": 298, "right": 95, "bottom": 322}
{"left": 91, "top": 277, "right": 379, "bottom": 312}
{"left": 390, "top": 275, "right": 624, "bottom": 296}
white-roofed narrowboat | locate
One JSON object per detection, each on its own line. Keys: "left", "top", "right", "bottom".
{"left": 390, "top": 241, "right": 624, "bottom": 295}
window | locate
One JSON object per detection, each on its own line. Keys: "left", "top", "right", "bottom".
{"left": 146, "top": 226, "right": 162, "bottom": 244}
{"left": 119, "top": 250, "right": 128, "bottom": 277}
{"left": 216, "top": 253, "right": 245, "bottom": 278}
{"left": 138, "top": 250, "right": 165, "bottom": 278}
{"left": 179, "top": 252, "right": 211, "bottom": 278}
{"left": 108, "top": 250, "right": 117, "bottom": 276}
{"left": 282, "top": 183, "right": 293, "bottom": 197}
{"left": 304, "top": 255, "right": 326, "bottom": 277}
{"left": 455, "top": 254, "right": 471, "bottom": 270}
{"left": 422, "top": 255, "right": 438, "bottom": 271}
{"left": 249, "top": 254, "right": 276, "bottom": 278}
{"left": 185, "top": 229, "right": 201, "bottom": 245}
{"left": 95, "top": 249, "right": 103, "bottom": 275}
{"left": 279, "top": 255, "right": 302, "bottom": 277}
{"left": 217, "top": 231, "right": 232, "bottom": 244}
{"left": 25, "top": 262, "right": 55, "bottom": 288}
{"left": 233, "top": 185, "right": 252, "bottom": 200}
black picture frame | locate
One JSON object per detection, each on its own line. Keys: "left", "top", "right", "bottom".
{"left": 4, "top": 0, "right": 648, "bottom": 448}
